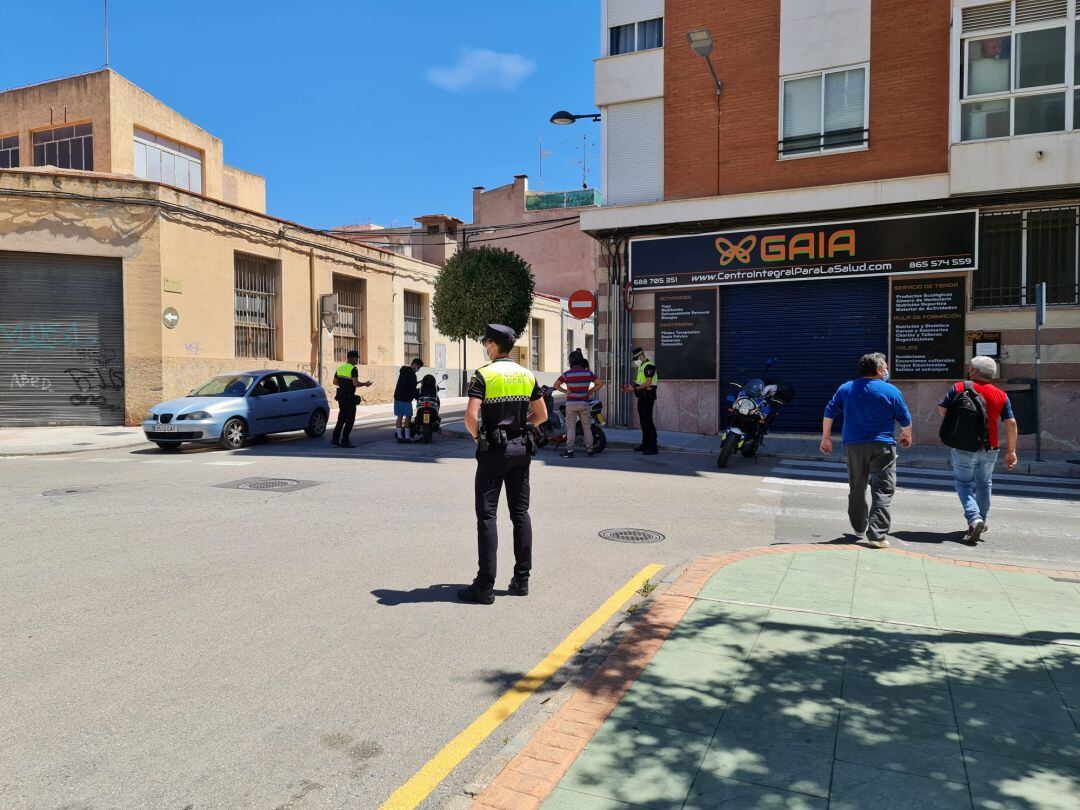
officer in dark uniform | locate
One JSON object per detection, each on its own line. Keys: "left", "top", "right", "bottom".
{"left": 621, "top": 346, "right": 659, "bottom": 455}
{"left": 331, "top": 350, "right": 373, "bottom": 448}
{"left": 458, "top": 324, "right": 547, "bottom": 605}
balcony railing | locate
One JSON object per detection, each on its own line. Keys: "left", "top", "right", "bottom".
{"left": 779, "top": 127, "right": 869, "bottom": 157}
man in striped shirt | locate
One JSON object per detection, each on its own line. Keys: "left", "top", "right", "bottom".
{"left": 554, "top": 350, "right": 604, "bottom": 458}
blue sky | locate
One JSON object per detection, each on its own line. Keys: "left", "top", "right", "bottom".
{"left": 0, "top": 1, "right": 600, "bottom": 229}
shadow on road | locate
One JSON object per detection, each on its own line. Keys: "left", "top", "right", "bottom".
{"left": 370, "top": 584, "right": 467, "bottom": 605}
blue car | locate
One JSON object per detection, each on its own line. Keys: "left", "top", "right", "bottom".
{"left": 143, "top": 370, "right": 330, "bottom": 451}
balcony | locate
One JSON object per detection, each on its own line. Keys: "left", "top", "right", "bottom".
{"left": 951, "top": 130, "right": 1080, "bottom": 195}
{"left": 595, "top": 48, "right": 663, "bottom": 107}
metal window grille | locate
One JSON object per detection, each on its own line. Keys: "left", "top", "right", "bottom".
{"left": 0, "top": 135, "right": 18, "bottom": 169}
{"left": 974, "top": 207, "right": 1080, "bottom": 308}
{"left": 333, "top": 276, "right": 364, "bottom": 362}
{"left": 403, "top": 291, "right": 424, "bottom": 362}
{"left": 531, "top": 319, "right": 542, "bottom": 371}
{"left": 32, "top": 123, "right": 93, "bottom": 171}
{"left": 234, "top": 254, "right": 279, "bottom": 358}
{"left": 962, "top": 2, "right": 1012, "bottom": 33}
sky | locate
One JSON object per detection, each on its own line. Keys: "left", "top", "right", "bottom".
{"left": 0, "top": 1, "right": 600, "bottom": 229}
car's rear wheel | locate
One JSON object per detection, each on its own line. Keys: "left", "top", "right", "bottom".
{"left": 305, "top": 408, "right": 328, "bottom": 438}
{"left": 155, "top": 441, "right": 182, "bottom": 451}
{"left": 219, "top": 417, "right": 248, "bottom": 450}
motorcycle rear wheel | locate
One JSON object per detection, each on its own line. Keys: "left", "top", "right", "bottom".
{"left": 574, "top": 424, "right": 608, "bottom": 453}
{"left": 422, "top": 424, "right": 433, "bottom": 444}
{"left": 717, "top": 432, "right": 740, "bottom": 468}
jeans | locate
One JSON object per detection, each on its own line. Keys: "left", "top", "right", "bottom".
{"left": 950, "top": 448, "right": 999, "bottom": 526}
{"left": 844, "top": 442, "right": 897, "bottom": 541}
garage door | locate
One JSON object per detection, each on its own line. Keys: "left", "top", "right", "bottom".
{"left": 0, "top": 252, "right": 125, "bottom": 426}
{"left": 719, "top": 277, "right": 889, "bottom": 433}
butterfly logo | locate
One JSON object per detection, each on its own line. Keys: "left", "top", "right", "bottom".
{"left": 715, "top": 235, "right": 757, "bottom": 266}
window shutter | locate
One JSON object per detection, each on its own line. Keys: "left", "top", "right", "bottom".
{"left": 823, "top": 69, "right": 865, "bottom": 135}
{"left": 1015, "top": 0, "right": 1067, "bottom": 24}
{"left": 605, "top": 99, "right": 663, "bottom": 206}
{"left": 783, "top": 75, "right": 823, "bottom": 139}
{"left": 962, "top": 2, "right": 1012, "bottom": 33}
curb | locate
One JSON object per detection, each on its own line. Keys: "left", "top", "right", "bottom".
{"left": 469, "top": 545, "right": 1080, "bottom": 809}
{"left": 440, "top": 427, "right": 1079, "bottom": 478}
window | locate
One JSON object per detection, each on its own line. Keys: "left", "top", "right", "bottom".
{"left": 530, "top": 319, "right": 543, "bottom": 371}
{"left": 32, "top": 123, "right": 93, "bottom": 171}
{"left": 975, "top": 207, "right": 1080, "bottom": 307}
{"left": 334, "top": 275, "right": 364, "bottom": 363}
{"left": 959, "top": 1, "right": 1076, "bottom": 141}
{"left": 234, "top": 254, "right": 279, "bottom": 358}
{"left": 0, "top": 135, "right": 17, "bottom": 169}
{"left": 134, "top": 128, "right": 203, "bottom": 193}
{"left": 279, "top": 373, "right": 317, "bottom": 392}
{"left": 566, "top": 328, "right": 574, "bottom": 358}
{"left": 403, "top": 291, "right": 425, "bottom": 362}
{"left": 780, "top": 66, "right": 868, "bottom": 156}
{"left": 609, "top": 17, "right": 663, "bottom": 55}
{"left": 585, "top": 333, "right": 594, "bottom": 364}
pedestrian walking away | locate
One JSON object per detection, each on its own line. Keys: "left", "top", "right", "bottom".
{"left": 554, "top": 349, "right": 605, "bottom": 458}
{"left": 937, "top": 355, "right": 1019, "bottom": 546}
{"left": 821, "top": 352, "right": 913, "bottom": 548}
{"left": 331, "top": 350, "right": 373, "bottom": 448}
{"left": 393, "top": 357, "right": 423, "bottom": 442}
{"left": 459, "top": 324, "right": 547, "bottom": 605}
{"left": 621, "top": 346, "right": 658, "bottom": 455}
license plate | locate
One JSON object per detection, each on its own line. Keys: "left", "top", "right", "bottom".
{"left": 423, "top": 413, "right": 431, "bottom": 423}
{"left": 156, "top": 423, "right": 179, "bottom": 433}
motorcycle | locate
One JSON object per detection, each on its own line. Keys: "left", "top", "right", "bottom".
{"left": 411, "top": 373, "right": 448, "bottom": 443}
{"left": 534, "top": 386, "right": 608, "bottom": 454}
{"left": 717, "top": 359, "right": 793, "bottom": 469}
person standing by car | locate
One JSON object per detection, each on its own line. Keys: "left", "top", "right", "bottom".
{"left": 458, "top": 325, "right": 547, "bottom": 605}
{"left": 937, "top": 356, "right": 1018, "bottom": 545}
{"left": 820, "top": 352, "right": 913, "bottom": 548}
{"left": 620, "top": 347, "right": 659, "bottom": 455}
{"left": 331, "top": 350, "right": 372, "bottom": 448}
{"left": 393, "top": 358, "right": 423, "bottom": 442}
{"left": 555, "top": 350, "right": 604, "bottom": 458}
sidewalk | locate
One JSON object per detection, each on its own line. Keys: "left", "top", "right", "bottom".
{"left": 0, "top": 398, "right": 469, "bottom": 456}
{"left": 476, "top": 546, "right": 1080, "bottom": 809}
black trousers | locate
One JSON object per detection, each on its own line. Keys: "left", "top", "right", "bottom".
{"left": 332, "top": 397, "right": 356, "bottom": 444}
{"left": 637, "top": 391, "right": 658, "bottom": 450}
{"left": 474, "top": 445, "right": 532, "bottom": 592}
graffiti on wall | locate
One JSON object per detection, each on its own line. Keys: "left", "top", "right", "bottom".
{"left": 65, "top": 345, "right": 124, "bottom": 412}
{"left": 0, "top": 321, "right": 90, "bottom": 352}
{"left": 9, "top": 372, "right": 53, "bottom": 392}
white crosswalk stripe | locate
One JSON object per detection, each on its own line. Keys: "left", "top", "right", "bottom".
{"left": 206, "top": 460, "right": 258, "bottom": 466}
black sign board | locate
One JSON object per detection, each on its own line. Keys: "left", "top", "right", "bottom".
{"left": 631, "top": 211, "right": 978, "bottom": 290}
{"left": 890, "top": 276, "right": 967, "bottom": 380}
{"left": 654, "top": 290, "right": 718, "bottom": 380}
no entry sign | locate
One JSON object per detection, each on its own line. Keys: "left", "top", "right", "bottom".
{"left": 568, "top": 289, "right": 596, "bottom": 319}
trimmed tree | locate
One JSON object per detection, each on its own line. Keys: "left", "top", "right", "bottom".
{"left": 432, "top": 246, "right": 535, "bottom": 342}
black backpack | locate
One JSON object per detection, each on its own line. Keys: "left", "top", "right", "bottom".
{"left": 939, "top": 381, "right": 990, "bottom": 452}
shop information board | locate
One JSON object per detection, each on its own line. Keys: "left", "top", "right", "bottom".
{"left": 654, "top": 290, "right": 717, "bottom": 380}
{"left": 890, "top": 276, "right": 966, "bottom": 380}
{"left": 630, "top": 210, "right": 977, "bottom": 290}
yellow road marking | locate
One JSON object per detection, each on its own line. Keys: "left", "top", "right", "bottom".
{"left": 380, "top": 563, "right": 665, "bottom": 810}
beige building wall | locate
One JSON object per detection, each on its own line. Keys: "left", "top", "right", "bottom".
{"left": 0, "top": 69, "right": 266, "bottom": 213}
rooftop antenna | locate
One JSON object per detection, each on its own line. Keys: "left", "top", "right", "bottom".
{"left": 104, "top": 0, "right": 110, "bottom": 69}
{"left": 538, "top": 136, "right": 552, "bottom": 190}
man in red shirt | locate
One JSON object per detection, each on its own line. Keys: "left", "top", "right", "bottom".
{"left": 554, "top": 350, "right": 604, "bottom": 458}
{"left": 937, "top": 356, "right": 1019, "bottom": 545}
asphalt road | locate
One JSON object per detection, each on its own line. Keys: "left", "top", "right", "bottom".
{"left": 2, "top": 426, "right": 1078, "bottom": 809}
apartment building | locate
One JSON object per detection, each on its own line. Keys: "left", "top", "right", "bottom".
{"left": 584, "top": 0, "right": 1080, "bottom": 450}
{"left": 0, "top": 71, "right": 565, "bottom": 426}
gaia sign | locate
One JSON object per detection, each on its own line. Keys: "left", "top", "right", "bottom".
{"left": 630, "top": 211, "right": 978, "bottom": 290}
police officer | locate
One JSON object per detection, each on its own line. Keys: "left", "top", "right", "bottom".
{"left": 458, "top": 324, "right": 548, "bottom": 605}
{"left": 331, "top": 350, "right": 373, "bottom": 448}
{"left": 621, "top": 346, "right": 659, "bottom": 455}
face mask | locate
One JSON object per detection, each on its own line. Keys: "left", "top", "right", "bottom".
{"left": 632, "top": 359, "right": 642, "bottom": 368}
{"left": 881, "top": 371, "right": 890, "bottom": 383}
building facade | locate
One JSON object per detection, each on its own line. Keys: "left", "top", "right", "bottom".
{"left": 586, "top": 0, "right": 1080, "bottom": 452}
{"left": 0, "top": 73, "right": 566, "bottom": 427}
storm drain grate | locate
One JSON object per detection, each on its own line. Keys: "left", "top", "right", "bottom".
{"left": 599, "top": 528, "right": 665, "bottom": 544}
{"left": 214, "top": 477, "right": 320, "bottom": 493}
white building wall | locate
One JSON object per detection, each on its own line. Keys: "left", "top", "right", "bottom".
{"left": 779, "top": 0, "right": 872, "bottom": 75}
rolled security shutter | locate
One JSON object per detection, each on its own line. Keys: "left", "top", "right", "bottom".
{"left": 0, "top": 252, "right": 125, "bottom": 426}
{"left": 718, "top": 277, "right": 889, "bottom": 433}
{"left": 606, "top": 98, "right": 663, "bottom": 206}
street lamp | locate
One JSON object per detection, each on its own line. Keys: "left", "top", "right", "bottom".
{"left": 462, "top": 226, "right": 496, "bottom": 247}
{"left": 549, "top": 110, "right": 601, "bottom": 125}
{"left": 686, "top": 29, "right": 723, "bottom": 95}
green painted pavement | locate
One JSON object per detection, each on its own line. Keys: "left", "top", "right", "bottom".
{"left": 542, "top": 550, "right": 1080, "bottom": 809}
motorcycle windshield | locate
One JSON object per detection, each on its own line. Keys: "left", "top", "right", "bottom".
{"left": 743, "top": 379, "right": 765, "bottom": 398}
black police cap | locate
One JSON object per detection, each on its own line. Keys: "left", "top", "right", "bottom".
{"left": 484, "top": 324, "right": 517, "bottom": 343}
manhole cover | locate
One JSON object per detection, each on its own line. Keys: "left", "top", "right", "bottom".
{"left": 599, "top": 528, "right": 665, "bottom": 544}
{"left": 214, "top": 477, "right": 320, "bottom": 493}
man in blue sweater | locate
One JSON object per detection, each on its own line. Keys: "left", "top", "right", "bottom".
{"left": 820, "top": 352, "right": 913, "bottom": 548}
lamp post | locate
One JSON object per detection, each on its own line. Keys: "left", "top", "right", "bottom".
{"left": 686, "top": 29, "right": 723, "bottom": 94}
{"left": 549, "top": 110, "right": 601, "bottom": 125}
